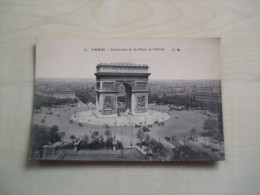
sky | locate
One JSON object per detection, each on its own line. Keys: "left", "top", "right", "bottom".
{"left": 36, "top": 38, "right": 220, "bottom": 80}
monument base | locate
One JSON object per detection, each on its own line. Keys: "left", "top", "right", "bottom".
{"left": 97, "top": 114, "right": 118, "bottom": 118}
{"left": 71, "top": 109, "right": 170, "bottom": 127}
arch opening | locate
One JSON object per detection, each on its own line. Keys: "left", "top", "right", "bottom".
{"left": 117, "top": 82, "right": 132, "bottom": 115}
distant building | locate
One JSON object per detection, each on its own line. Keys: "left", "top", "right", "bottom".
{"left": 158, "top": 93, "right": 164, "bottom": 98}
{"left": 173, "top": 86, "right": 187, "bottom": 96}
{"left": 159, "top": 86, "right": 187, "bottom": 97}
{"left": 192, "top": 87, "right": 221, "bottom": 103}
{"left": 36, "top": 89, "right": 76, "bottom": 99}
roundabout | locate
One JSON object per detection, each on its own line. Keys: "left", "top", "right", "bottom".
{"left": 71, "top": 109, "right": 170, "bottom": 127}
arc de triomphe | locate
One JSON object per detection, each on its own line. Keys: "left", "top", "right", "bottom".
{"left": 95, "top": 63, "right": 151, "bottom": 117}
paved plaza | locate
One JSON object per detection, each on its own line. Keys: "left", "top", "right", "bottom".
{"left": 32, "top": 105, "right": 208, "bottom": 147}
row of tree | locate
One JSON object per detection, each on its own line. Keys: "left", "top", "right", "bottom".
{"left": 75, "top": 88, "right": 96, "bottom": 104}
{"left": 149, "top": 93, "right": 197, "bottom": 107}
{"left": 149, "top": 93, "right": 222, "bottom": 114}
{"left": 77, "top": 129, "right": 123, "bottom": 150}
{"left": 34, "top": 94, "right": 78, "bottom": 109}
{"left": 203, "top": 118, "right": 224, "bottom": 141}
{"left": 188, "top": 119, "right": 224, "bottom": 142}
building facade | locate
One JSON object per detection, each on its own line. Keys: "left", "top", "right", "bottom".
{"left": 192, "top": 87, "right": 221, "bottom": 103}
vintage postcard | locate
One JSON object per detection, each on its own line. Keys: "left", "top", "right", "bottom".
{"left": 29, "top": 38, "right": 224, "bottom": 161}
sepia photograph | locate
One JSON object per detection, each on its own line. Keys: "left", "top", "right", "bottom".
{"left": 30, "top": 38, "right": 224, "bottom": 162}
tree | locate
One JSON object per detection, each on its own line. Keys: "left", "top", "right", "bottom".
{"left": 99, "top": 135, "right": 105, "bottom": 148}
{"left": 30, "top": 124, "right": 62, "bottom": 158}
{"left": 116, "top": 141, "right": 124, "bottom": 149}
{"left": 145, "top": 134, "right": 150, "bottom": 144}
{"left": 48, "top": 125, "right": 62, "bottom": 144}
{"left": 150, "top": 139, "right": 164, "bottom": 154}
{"left": 105, "top": 137, "right": 113, "bottom": 149}
{"left": 104, "top": 129, "right": 112, "bottom": 138}
{"left": 214, "top": 130, "right": 224, "bottom": 142}
{"left": 173, "top": 145, "right": 195, "bottom": 161}
{"left": 82, "top": 134, "right": 89, "bottom": 144}
{"left": 75, "top": 88, "right": 95, "bottom": 104}
{"left": 143, "top": 126, "right": 150, "bottom": 132}
{"left": 88, "top": 138, "right": 101, "bottom": 149}
{"left": 91, "top": 131, "right": 99, "bottom": 139}
{"left": 30, "top": 125, "right": 49, "bottom": 157}
{"left": 33, "top": 94, "right": 78, "bottom": 110}
{"left": 136, "top": 128, "right": 144, "bottom": 143}
{"left": 78, "top": 134, "right": 89, "bottom": 149}
{"left": 204, "top": 119, "right": 217, "bottom": 131}
{"left": 202, "top": 119, "right": 218, "bottom": 146}
{"left": 148, "top": 138, "right": 169, "bottom": 160}
{"left": 189, "top": 127, "right": 197, "bottom": 139}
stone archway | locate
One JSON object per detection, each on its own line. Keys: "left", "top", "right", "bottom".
{"left": 95, "top": 63, "right": 150, "bottom": 117}
{"left": 116, "top": 82, "right": 133, "bottom": 114}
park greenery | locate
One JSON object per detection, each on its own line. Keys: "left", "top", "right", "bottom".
{"left": 189, "top": 127, "right": 197, "bottom": 140}
{"left": 75, "top": 88, "right": 96, "bottom": 104}
{"left": 34, "top": 94, "right": 78, "bottom": 109}
{"left": 136, "top": 128, "right": 172, "bottom": 160}
{"left": 30, "top": 124, "right": 125, "bottom": 159}
{"left": 136, "top": 128, "right": 145, "bottom": 143}
{"left": 30, "top": 124, "right": 64, "bottom": 158}
{"left": 78, "top": 130, "right": 123, "bottom": 150}
{"left": 172, "top": 145, "right": 197, "bottom": 161}
{"left": 201, "top": 119, "right": 224, "bottom": 142}
{"left": 148, "top": 138, "right": 172, "bottom": 161}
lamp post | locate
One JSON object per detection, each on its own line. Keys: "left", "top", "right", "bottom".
{"left": 121, "top": 125, "right": 123, "bottom": 155}
{"left": 163, "top": 106, "right": 164, "bottom": 120}
{"left": 130, "top": 123, "right": 133, "bottom": 146}
{"left": 121, "top": 125, "right": 123, "bottom": 144}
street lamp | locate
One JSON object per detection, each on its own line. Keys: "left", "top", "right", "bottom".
{"left": 163, "top": 106, "right": 164, "bottom": 120}
{"left": 130, "top": 123, "right": 133, "bottom": 146}
{"left": 121, "top": 125, "right": 123, "bottom": 144}
{"left": 121, "top": 125, "right": 123, "bottom": 156}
